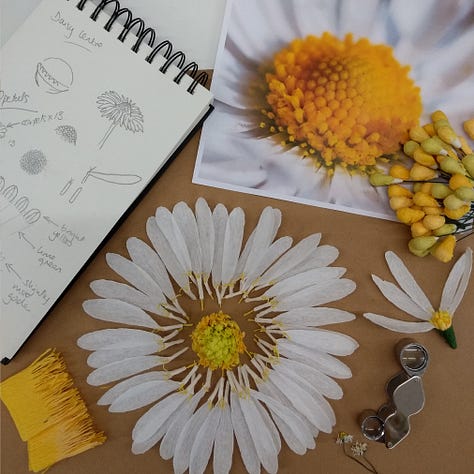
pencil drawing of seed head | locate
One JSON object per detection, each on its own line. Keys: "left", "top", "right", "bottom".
{"left": 35, "top": 57, "right": 73, "bottom": 94}
{"left": 20, "top": 149, "right": 47, "bottom": 175}
{"left": 55, "top": 125, "right": 77, "bottom": 145}
{"left": 97, "top": 91, "right": 144, "bottom": 149}
{"left": 0, "top": 122, "right": 7, "bottom": 139}
{"left": 3, "top": 184, "right": 18, "bottom": 202}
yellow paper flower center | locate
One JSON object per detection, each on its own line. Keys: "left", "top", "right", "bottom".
{"left": 191, "top": 311, "right": 246, "bottom": 370}
{"left": 262, "top": 33, "right": 421, "bottom": 171}
{"left": 430, "top": 310, "right": 452, "bottom": 331}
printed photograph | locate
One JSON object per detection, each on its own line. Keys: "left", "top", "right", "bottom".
{"left": 194, "top": 0, "right": 474, "bottom": 219}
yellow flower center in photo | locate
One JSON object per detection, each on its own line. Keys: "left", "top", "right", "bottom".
{"left": 191, "top": 311, "right": 246, "bottom": 370}
{"left": 262, "top": 33, "right": 422, "bottom": 170}
{"left": 430, "top": 310, "right": 452, "bottom": 331}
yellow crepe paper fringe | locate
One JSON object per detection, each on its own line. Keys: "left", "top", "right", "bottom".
{"left": 0, "top": 348, "right": 106, "bottom": 472}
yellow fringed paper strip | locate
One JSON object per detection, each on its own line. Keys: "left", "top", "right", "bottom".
{"left": 0, "top": 348, "right": 106, "bottom": 472}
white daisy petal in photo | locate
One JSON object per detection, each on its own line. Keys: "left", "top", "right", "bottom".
{"left": 78, "top": 198, "right": 358, "bottom": 473}
{"left": 193, "top": 0, "right": 474, "bottom": 219}
{"left": 364, "top": 248, "right": 473, "bottom": 348}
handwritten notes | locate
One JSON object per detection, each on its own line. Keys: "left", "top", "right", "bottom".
{"left": 0, "top": 0, "right": 213, "bottom": 361}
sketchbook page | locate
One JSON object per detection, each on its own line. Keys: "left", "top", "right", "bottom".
{"left": 0, "top": 0, "right": 213, "bottom": 362}
{"left": 1, "top": 0, "right": 227, "bottom": 68}
{"left": 193, "top": 0, "right": 474, "bottom": 220}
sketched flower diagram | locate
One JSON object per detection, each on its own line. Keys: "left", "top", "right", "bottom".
{"left": 78, "top": 198, "right": 358, "bottom": 474}
{"left": 97, "top": 91, "right": 144, "bottom": 149}
{"left": 198, "top": 0, "right": 474, "bottom": 218}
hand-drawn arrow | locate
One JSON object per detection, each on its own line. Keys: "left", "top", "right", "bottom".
{"left": 5, "top": 262, "right": 22, "bottom": 280}
{"left": 43, "top": 215, "right": 59, "bottom": 227}
{"left": 18, "top": 231, "right": 36, "bottom": 249}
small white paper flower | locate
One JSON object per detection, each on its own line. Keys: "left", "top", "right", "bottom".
{"left": 78, "top": 198, "right": 358, "bottom": 473}
{"left": 364, "top": 249, "right": 472, "bottom": 348}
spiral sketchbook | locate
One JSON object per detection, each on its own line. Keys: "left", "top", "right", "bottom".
{"left": 0, "top": 0, "right": 214, "bottom": 363}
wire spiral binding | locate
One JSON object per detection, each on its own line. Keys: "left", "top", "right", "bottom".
{"left": 69, "top": 0, "right": 208, "bottom": 94}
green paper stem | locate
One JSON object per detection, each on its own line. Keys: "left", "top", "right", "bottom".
{"left": 439, "top": 325, "right": 457, "bottom": 349}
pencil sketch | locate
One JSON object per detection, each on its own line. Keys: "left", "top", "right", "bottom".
{"left": 81, "top": 166, "right": 142, "bottom": 186}
{"left": 55, "top": 125, "right": 77, "bottom": 145}
{"left": 35, "top": 57, "right": 74, "bottom": 94}
{"left": 69, "top": 187, "right": 82, "bottom": 204}
{"left": 20, "top": 150, "right": 47, "bottom": 175}
{"left": 59, "top": 178, "right": 74, "bottom": 196}
{"left": 96, "top": 91, "right": 144, "bottom": 149}
{"left": 0, "top": 122, "right": 7, "bottom": 139}
{"left": 64, "top": 40, "right": 92, "bottom": 53}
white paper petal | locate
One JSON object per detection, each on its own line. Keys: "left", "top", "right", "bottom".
{"left": 230, "top": 391, "right": 260, "bottom": 474}
{"left": 87, "top": 344, "right": 161, "bottom": 368}
{"left": 363, "top": 312, "right": 435, "bottom": 333}
{"left": 87, "top": 355, "right": 169, "bottom": 386}
{"left": 277, "top": 339, "right": 352, "bottom": 379}
{"left": 385, "top": 251, "right": 434, "bottom": 313}
{"left": 254, "top": 395, "right": 281, "bottom": 452}
{"left": 82, "top": 299, "right": 159, "bottom": 329}
{"left": 110, "top": 379, "right": 179, "bottom": 412}
{"left": 189, "top": 405, "right": 222, "bottom": 474}
{"left": 213, "top": 405, "right": 234, "bottom": 474}
{"left": 372, "top": 275, "right": 431, "bottom": 320}
{"left": 195, "top": 197, "right": 215, "bottom": 278}
{"left": 256, "top": 234, "right": 322, "bottom": 287}
{"left": 211, "top": 203, "right": 229, "bottom": 288}
{"left": 126, "top": 237, "right": 177, "bottom": 301}
{"left": 160, "top": 387, "right": 207, "bottom": 460}
{"left": 221, "top": 207, "right": 245, "bottom": 285}
{"left": 97, "top": 371, "right": 170, "bottom": 406}
{"left": 275, "top": 358, "right": 343, "bottom": 400}
{"left": 90, "top": 279, "right": 164, "bottom": 315}
{"left": 77, "top": 328, "right": 161, "bottom": 351}
{"left": 106, "top": 253, "right": 165, "bottom": 300}
{"left": 284, "top": 329, "right": 358, "bottom": 356}
{"left": 440, "top": 248, "right": 473, "bottom": 314}
{"left": 273, "top": 307, "right": 355, "bottom": 327}
{"left": 173, "top": 404, "right": 212, "bottom": 474}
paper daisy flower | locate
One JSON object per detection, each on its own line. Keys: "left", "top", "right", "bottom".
{"left": 78, "top": 198, "right": 358, "bottom": 473}
{"left": 195, "top": 0, "right": 474, "bottom": 219}
{"left": 364, "top": 248, "right": 472, "bottom": 348}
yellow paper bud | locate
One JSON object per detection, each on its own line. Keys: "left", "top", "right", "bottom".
{"left": 433, "top": 224, "right": 457, "bottom": 236}
{"left": 437, "top": 126, "right": 462, "bottom": 148}
{"left": 389, "top": 164, "right": 410, "bottom": 180}
{"left": 390, "top": 196, "right": 413, "bottom": 210}
{"left": 431, "top": 183, "right": 452, "bottom": 199}
{"left": 423, "top": 123, "right": 436, "bottom": 137}
{"left": 444, "top": 193, "right": 468, "bottom": 210}
{"left": 422, "top": 214, "right": 445, "bottom": 230}
{"left": 369, "top": 173, "right": 403, "bottom": 186}
{"left": 462, "top": 154, "right": 474, "bottom": 177}
{"left": 419, "top": 182, "right": 433, "bottom": 194}
{"left": 449, "top": 173, "right": 472, "bottom": 190}
{"left": 431, "top": 110, "right": 448, "bottom": 122}
{"left": 413, "top": 182, "right": 423, "bottom": 193}
{"left": 444, "top": 204, "right": 470, "bottom": 220}
{"left": 396, "top": 207, "right": 425, "bottom": 225}
{"left": 409, "top": 163, "right": 438, "bottom": 181}
{"left": 409, "top": 126, "right": 430, "bottom": 143}
{"left": 403, "top": 140, "right": 420, "bottom": 157}
{"left": 440, "top": 157, "right": 467, "bottom": 176}
{"left": 433, "top": 119, "right": 450, "bottom": 131}
{"left": 413, "top": 148, "right": 437, "bottom": 168}
{"left": 430, "top": 235, "right": 456, "bottom": 263}
{"left": 408, "top": 236, "right": 438, "bottom": 257}
{"left": 413, "top": 191, "right": 439, "bottom": 208}
{"left": 454, "top": 186, "right": 474, "bottom": 201}
{"left": 411, "top": 221, "right": 431, "bottom": 237}
{"left": 388, "top": 184, "right": 412, "bottom": 198}
{"left": 421, "top": 137, "right": 450, "bottom": 155}
{"left": 423, "top": 206, "right": 442, "bottom": 215}
{"left": 459, "top": 136, "right": 473, "bottom": 155}
{"left": 463, "top": 118, "right": 474, "bottom": 140}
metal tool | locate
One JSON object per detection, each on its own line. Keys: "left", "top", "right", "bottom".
{"left": 359, "top": 338, "right": 429, "bottom": 448}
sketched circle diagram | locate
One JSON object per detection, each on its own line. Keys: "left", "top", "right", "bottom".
{"left": 20, "top": 149, "right": 47, "bottom": 175}
{"left": 35, "top": 57, "right": 73, "bottom": 94}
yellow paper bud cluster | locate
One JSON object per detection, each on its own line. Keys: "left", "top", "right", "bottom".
{"left": 373, "top": 110, "right": 474, "bottom": 262}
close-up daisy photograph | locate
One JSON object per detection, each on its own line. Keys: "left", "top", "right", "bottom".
{"left": 193, "top": 0, "right": 474, "bottom": 220}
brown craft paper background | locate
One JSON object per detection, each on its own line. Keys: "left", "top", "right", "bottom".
{"left": 2, "top": 85, "right": 473, "bottom": 473}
